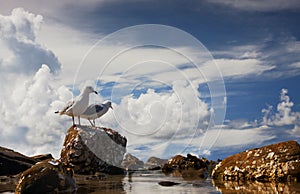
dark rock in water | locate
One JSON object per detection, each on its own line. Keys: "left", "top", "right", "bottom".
{"left": 162, "top": 154, "right": 209, "bottom": 172}
{"left": 212, "top": 140, "right": 300, "bottom": 182}
{"left": 0, "top": 146, "right": 52, "bottom": 176}
{"left": 158, "top": 181, "right": 180, "bottom": 186}
{"left": 0, "top": 175, "right": 19, "bottom": 193}
{"left": 162, "top": 154, "right": 210, "bottom": 180}
{"left": 15, "top": 159, "right": 76, "bottom": 194}
{"left": 145, "top": 156, "right": 168, "bottom": 170}
{"left": 60, "top": 125, "right": 127, "bottom": 175}
{"left": 121, "top": 153, "right": 144, "bottom": 170}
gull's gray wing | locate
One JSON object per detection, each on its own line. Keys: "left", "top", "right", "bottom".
{"left": 95, "top": 104, "right": 105, "bottom": 112}
{"left": 82, "top": 104, "right": 104, "bottom": 115}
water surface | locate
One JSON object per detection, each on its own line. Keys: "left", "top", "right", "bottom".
{"left": 1, "top": 171, "right": 300, "bottom": 193}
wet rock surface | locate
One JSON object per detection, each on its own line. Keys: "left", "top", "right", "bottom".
{"left": 162, "top": 154, "right": 211, "bottom": 179}
{"left": 212, "top": 140, "right": 300, "bottom": 182}
{"left": 0, "top": 146, "right": 53, "bottom": 176}
{"left": 0, "top": 175, "right": 19, "bottom": 193}
{"left": 60, "top": 125, "right": 127, "bottom": 175}
{"left": 15, "top": 159, "right": 76, "bottom": 194}
{"left": 121, "top": 153, "right": 144, "bottom": 170}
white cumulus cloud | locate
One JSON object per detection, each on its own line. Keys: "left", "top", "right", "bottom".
{"left": 262, "top": 88, "right": 300, "bottom": 127}
{"left": 0, "top": 8, "right": 61, "bottom": 75}
{"left": 0, "top": 8, "right": 67, "bottom": 157}
{"left": 0, "top": 64, "right": 71, "bottom": 157}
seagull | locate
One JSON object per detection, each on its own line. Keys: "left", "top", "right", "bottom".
{"left": 55, "top": 86, "right": 98, "bottom": 125}
{"left": 81, "top": 101, "right": 113, "bottom": 127}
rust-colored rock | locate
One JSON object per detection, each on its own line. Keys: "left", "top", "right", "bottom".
{"left": 162, "top": 154, "right": 210, "bottom": 179}
{"left": 15, "top": 160, "right": 75, "bottom": 194}
{"left": 212, "top": 140, "right": 300, "bottom": 182}
{"left": 60, "top": 125, "right": 127, "bottom": 175}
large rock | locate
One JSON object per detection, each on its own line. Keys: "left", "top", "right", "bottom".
{"left": 121, "top": 153, "right": 144, "bottom": 170}
{"left": 212, "top": 140, "right": 300, "bottom": 182}
{"left": 145, "top": 156, "right": 168, "bottom": 170}
{"left": 162, "top": 154, "right": 210, "bottom": 179}
{"left": 0, "top": 146, "right": 53, "bottom": 176}
{"left": 15, "top": 160, "right": 76, "bottom": 194}
{"left": 60, "top": 125, "right": 127, "bottom": 175}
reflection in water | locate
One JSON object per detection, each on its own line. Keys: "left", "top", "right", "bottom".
{"left": 75, "top": 174, "right": 125, "bottom": 194}
{"left": 213, "top": 179, "right": 300, "bottom": 194}
{"left": 2, "top": 171, "right": 300, "bottom": 193}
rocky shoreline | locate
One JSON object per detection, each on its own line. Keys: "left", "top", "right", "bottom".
{"left": 1, "top": 125, "right": 300, "bottom": 193}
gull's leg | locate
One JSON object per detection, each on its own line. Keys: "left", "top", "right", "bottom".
{"left": 88, "top": 119, "right": 94, "bottom": 127}
{"left": 72, "top": 116, "right": 75, "bottom": 126}
{"left": 78, "top": 116, "right": 81, "bottom": 126}
{"left": 93, "top": 120, "right": 96, "bottom": 127}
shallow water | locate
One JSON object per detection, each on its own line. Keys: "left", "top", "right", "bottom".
{"left": 75, "top": 171, "right": 220, "bottom": 194}
{"left": 1, "top": 171, "right": 300, "bottom": 193}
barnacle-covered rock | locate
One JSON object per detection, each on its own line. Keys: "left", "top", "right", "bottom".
{"left": 15, "top": 160, "right": 75, "bottom": 194}
{"left": 212, "top": 140, "right": 300, "bottom": 182}
{"left": 60, "top": 125, "right": 127, "bottom": 175}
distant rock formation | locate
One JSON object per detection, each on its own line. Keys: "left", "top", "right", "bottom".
{"left": 162, "top": 154, "right": 210, "bottom": 180}
{"left": 212, "top": 140, "right": 300, "bottom": 182}
{"left": 60, "top": 125, "right": 127, "bottom": 175}
{"left": 0, "top": 146, "right": 53, "bottom": 176}
{"left": 145, "top": 156, "right": 168, "bottom": 170}
{"left": 15, "top": 160, "right": 75, "bottom": 194}
{"left": 121, "top": 153, "right": 144, "bottom": 170}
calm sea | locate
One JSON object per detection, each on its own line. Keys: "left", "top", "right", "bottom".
{"left": 2, "top": 170, "right": 300, "bottom": 193}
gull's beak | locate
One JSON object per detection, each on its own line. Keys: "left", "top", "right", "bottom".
{"left": 94, "top": 91, "right": 98, "bottom": 94}
{"left": 110, "top": 105, "right": 113, "bottom": 109}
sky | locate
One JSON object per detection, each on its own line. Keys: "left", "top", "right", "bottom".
{"left": 0, "top": 0, "right": 300, "bottom": 162}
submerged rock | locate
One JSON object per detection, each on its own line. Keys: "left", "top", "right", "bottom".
{"left": 145, "top": 157, "right": 168, "bottom": 170}
{"left": 212, "top": 140, "right": 300, "bottom": 182}
{"left": 60, "top": 125, "right": 127, "bottom": 175}
{"left": 162, "top": 154, "right": 210, "bottom": 179}
{"left": 121, "top": 153, "right": 144, "bottom": 170}
{"left": 158, "top": 181, "right": 180, "bottom": 187}
{"left": 15, "top": 159, "right": 76, "bottom": 194}
{"left": 0, "top": 146, "right": 53, "bottom": 176}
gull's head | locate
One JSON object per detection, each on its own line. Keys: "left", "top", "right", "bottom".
{"left": 104, "top": 101, "right": 113, "bottom": 109}
{"left": 84, "top": 86, "right": 98, "bottom": 94}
